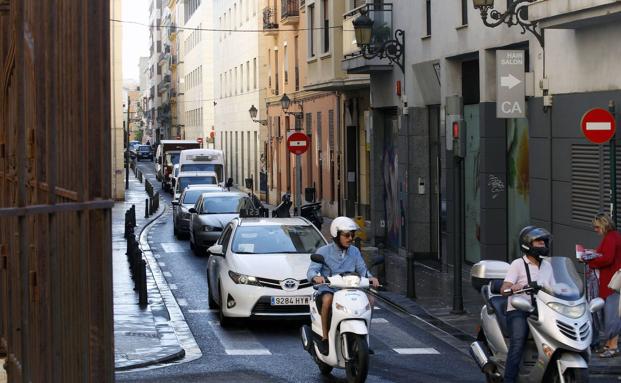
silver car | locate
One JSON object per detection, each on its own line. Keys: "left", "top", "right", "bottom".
{"left": 172, "top": 184, "right": 224, "bottom": 238}
{"left": 189, "top": 192, "right": 255, "bottom": 255}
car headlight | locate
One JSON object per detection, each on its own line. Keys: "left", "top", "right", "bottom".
{"left": 547, "top": 302, "right": 586, "bottom": 319}
{"left": 202, "top": 225, "right": 214, "bottom": 232}
{"left": 228, "top": 271, "right": 262, "bottom": 286}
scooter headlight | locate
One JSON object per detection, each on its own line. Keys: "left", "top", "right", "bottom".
{"left": 547, "top": 302, "right": 586, "bottom": 319}
{"left": 335, "top": 303, "right": 350, "bottom": 314}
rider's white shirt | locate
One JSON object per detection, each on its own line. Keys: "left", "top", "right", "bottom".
{"left": 504, "top": 255, "right": 543, "bottom": 311}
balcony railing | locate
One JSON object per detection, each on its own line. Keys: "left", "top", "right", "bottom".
{"left": 281, "top": 0, "right": 299, "bottom": 19}
{"left": 263, "top": 7, "right": 278, "bottom": 31}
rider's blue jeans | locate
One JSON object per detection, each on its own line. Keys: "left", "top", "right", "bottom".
{"left": 505, "top": 310, "right": 530, "bottom": 383}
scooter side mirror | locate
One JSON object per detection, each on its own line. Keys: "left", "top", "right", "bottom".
{"left": 512, "top": 296, "right": 534, "bottom": 313}
{"left": 310, "top": 254, "right": 325, "bottom": 264}
{"left": 589, "top": 297, "right": 605, "bottom": 313}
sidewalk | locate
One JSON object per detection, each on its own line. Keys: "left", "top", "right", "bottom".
{"left": 113, "top": 175, "right": 185, "bottom": 370}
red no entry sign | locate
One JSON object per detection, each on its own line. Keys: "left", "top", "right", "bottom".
{"left": 287, "top": 132, "right": 309, "bottom": 155}
{"left": 581, "top": 108, "right": 616, "bottom": 144}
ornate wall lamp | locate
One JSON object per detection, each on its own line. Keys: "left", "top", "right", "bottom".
{"left": 280, "top": 93, "right": 303, "bottom": 121}
{"left": 472, "top": 0, "right": 544, "bottom": 48}
{"left": 248, "top": 104, "right": 267, "bottom": 125}
{"left": 352, "top": 9, "right": 405, "bottom": 75}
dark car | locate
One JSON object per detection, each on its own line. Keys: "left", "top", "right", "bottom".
{"left": 136, "top": 145, "right": 153, "bottom": 161}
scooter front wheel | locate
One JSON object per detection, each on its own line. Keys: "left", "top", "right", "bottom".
{"left": 551, "top": 368, "right": 588, "bottom": 383}
{"left": 345, "top": 334, "right": 369, "bottom": 383}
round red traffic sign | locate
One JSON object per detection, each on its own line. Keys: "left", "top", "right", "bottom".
{"left": 581, "top": 108, "right": 616, "bottom": 144}
{"left": 287, "top": 132, "right": 309, "bottom": 155}
{"left": 196, "top": 137, "right": 203, "bottom": 143}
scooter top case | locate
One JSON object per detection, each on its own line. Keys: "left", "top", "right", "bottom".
{"left": 471, "top": 260, "right": 510, "bottom": 292}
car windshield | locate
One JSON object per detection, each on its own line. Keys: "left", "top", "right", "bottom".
{"left": 181, "top": 190, "right": 205, "bottom": 205}
{"left": 181, "top": 164, "right": 224, "bottom": 181}
{"left": 166, "top": 152, "right": 180, "bottom": 166}
{"left": 201, "top": 196, "right": 248, "bottom": 214}
{"left": 138, "top": 146, "right": 150, "bottom": 152}
{"left": 231, "top": 225, "right": 326, "bottom": 254}
{"left": 538, "top": 257, "right": 584, "bottom": 301}
{"left": 178, "top": 176, "right": 217, "bottom": 191}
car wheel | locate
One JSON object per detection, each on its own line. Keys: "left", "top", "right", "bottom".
{"left": 218, "top": 282, "right": 231, "bottom": 327}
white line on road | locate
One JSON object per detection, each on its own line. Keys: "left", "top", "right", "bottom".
{"left": 225, "top": 349, "right": 272, "bottom": 356}
{"left": 177, "top": 298, "right": 188, "bottom": 307}
{"left": 169, "top": 283, "right": 177, "bottom": 290}
{"left": 393, "top": 348, "right": 440, "bottom": 355}
{"left": 188, "top": 309, "right": 210, "bottom": 313}
{"left": 163, "top": 271, "right": 172, "bottom": 278}
{"left": 372, "top": 318, "right": 389, "bottom": 324}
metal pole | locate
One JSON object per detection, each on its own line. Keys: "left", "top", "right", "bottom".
{"left": 609, "top": 100, "right": 617, "bottom": 227}
{"left": 125, "top": 120, "right": 129, "bottom": 190}
{"left": 452, "top": 156, "right": 464, "bottom": 314}
{"left": 295, "top": 154, "right": 302, "bottom": 216}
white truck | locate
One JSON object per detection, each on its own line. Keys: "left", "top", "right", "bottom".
{"left": 178, "top": 149, "right": 227, "bottom": 188}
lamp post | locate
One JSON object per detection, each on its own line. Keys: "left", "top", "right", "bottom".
{"left": 280, "top": 94, "right": 304, "bottom": 215}
{"left": 472, "top": 0, "right": 544, "bottom": 47}
{"left": 352, "top": 10, "right": 405, "bottom": 75}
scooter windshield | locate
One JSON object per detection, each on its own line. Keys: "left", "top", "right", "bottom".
{"left": 538, "top": 257, "right": 584, "bottom": 301}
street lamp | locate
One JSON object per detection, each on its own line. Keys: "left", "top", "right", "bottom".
{"left": 280, "top": 93, "right": 303, "bottom": 120}
{"left": 352, "top": 10, "right": 405, "bottom": 75}
{"left": 472, "top": 0, "right": 544, "bottom": 47}
{"left": 248, "top": 104, "right": 267, "bottom": 125}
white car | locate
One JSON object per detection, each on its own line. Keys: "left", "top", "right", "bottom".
{"left": 173, "top": 171, "right": 219, "bottom": 202}
{"left": 207, "top": 216, "right": 327, "bottom": 326}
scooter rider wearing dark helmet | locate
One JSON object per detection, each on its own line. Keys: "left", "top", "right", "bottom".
{"left": 500, "top": 226, "right": 551, "bottom": 383}
{"left": 307, "top": 216, "right": 380, "bottom": 355}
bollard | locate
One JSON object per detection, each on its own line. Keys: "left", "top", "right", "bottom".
{"left": 138, "top": 259, "right": 148, "bottom": 307}
{"left": 145, "top": 199, "right": 150, "bottom": 218}
{"left": 131, "top": 205, "right": 136, "bottom": 227}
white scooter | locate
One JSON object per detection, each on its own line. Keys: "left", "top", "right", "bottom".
{"left": 300, "top": 254, "right": 372, "bottom": 383}
{"left": 469, "top": 256, "right": 605, "bottom": 382}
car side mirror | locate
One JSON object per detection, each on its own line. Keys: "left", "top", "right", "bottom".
{"left": 171, "top": 201, "right": 179, "bottom": 206}
{"left": 310, "top": 253, "right": 325, "bottom": 264}
{"left": 189, "top": 208, "right": 197, "bottom": 214}
{"left": 512, "top": 296, "right": 534, "bottom": 313}
{"left": 208, "top": 244, "right": 223, "bottom": 256}
{"left": 589, "top": 297, "right": 605, "bottom": 313}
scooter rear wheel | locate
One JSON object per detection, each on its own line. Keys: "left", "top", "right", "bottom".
{"left": 345, "top": 334, "right": 369, "bottom": 383}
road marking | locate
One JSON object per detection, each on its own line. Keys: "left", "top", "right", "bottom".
{"left": 161, "top": 242, "right": 186, "bottom": 253}
{"left": 372, "top": 318, "right": 389, "bottom": 324}
{"left": 393, "top": 348, "right": 440, "bottom": 355}
{"left": 159, "top": 262, "right": 166, "bottom": 267}
{"left": 188, "top": 309, "right": 210, "bottom": 313}
{"left": 177, "top": 298, "right": 188, "bottom": 307}
{"left": 225, "top": 349, "right": 272, "bottom": 356}
{"left": 169, "top": 283, "right": 177, "bottom": 290}
{"left": 373, "top": 307, "right": 381, "bottom": 310}
{"left": 163, "top": 271, "right": 172, "bottom": 278}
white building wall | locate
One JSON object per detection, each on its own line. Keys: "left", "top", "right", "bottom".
{"left": 181, "top": 0, "right": 215, "bottom": 142}
{"left": 214, "top": 0, "right": 262, "bottom": 188}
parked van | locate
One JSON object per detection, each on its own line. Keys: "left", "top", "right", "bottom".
{"left": 178, "top": 149, "right": 226, "bottom": 187}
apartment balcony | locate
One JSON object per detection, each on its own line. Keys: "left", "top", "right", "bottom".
{"left": 528, "top": 0, "right": 621, "bottom": 29}
{"left": 281, "top": 0, "right": 299, "bottom": 25}
{"left": 157, "top": 74, "right": 171, "bottom": 94}
{"left": 263, "top": 7, "right": 279, "bottom": 35}
{"left": 158, "top": 44, "right": 171, "bottom": 66}
{"left": 168, "top": 23, "right": 177, "bottom": 39}
{"left": 341, "top": 3, "right": 395, "bottom": 74}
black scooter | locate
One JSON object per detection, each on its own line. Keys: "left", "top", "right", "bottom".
{"left": 301, "top": 202, "right": 322, "bottom": 231}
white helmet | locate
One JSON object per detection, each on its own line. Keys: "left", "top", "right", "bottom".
{"left": 330, "top": 216, "right": 359, "bottom": 238}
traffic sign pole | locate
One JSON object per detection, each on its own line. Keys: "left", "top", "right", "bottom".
{"left": 610, "top": 100, "right": 617, "bottom": 227}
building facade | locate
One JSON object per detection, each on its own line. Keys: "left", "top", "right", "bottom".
{"left": 214, "top": 0, "right": 263, "bottom": 193}
{"left": 111, "top": 0, "right": 124, "bottom": 200}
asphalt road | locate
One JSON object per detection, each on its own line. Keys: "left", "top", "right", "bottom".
{"left": 116, "top": 161, "right": 617, "bottom": 383}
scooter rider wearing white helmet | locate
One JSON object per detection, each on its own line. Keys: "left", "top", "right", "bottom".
{"left": 307, "top": 216, "right": 380, "bottom": 355}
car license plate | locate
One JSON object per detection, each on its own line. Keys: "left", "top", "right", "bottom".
{"left": 270, "top": 296, "right": 310, "bottom": 306}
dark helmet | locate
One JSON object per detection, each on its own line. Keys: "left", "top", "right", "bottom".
{"left": 519, "top": 226, "right": 551, "bottom": 255}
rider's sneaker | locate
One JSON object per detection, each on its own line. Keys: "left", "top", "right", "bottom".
{"left": 316, "top": 339, "right": 329, "bottom": 355}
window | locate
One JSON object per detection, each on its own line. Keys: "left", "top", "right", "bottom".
{"left": 240, "top": 63, "right": 244, "bottom": 93}
{"left": 274, "top": 48, "right": 279, "bottom": 95}
{"left": 234, "top": 3, "right": 237, "bottom": 30}
{"left": 219, "top": 74, "right": 223, "bottom": 98}
{"left": 253, "top": 58, "right": 257, "bottom": 89}
{"left": 294, "top": 36, "right": 299, "bottom": 91}
{"left": 461, "top": 0, "right": 468, "bottom": 25}
{"left": 308, "top": 4, "right": 315, "bottom": 57}
{"left": 425, "top": 0, "right": 431, "bottom": 36}
{"left": 235, "top": 67, "right": 238, "bottom": 95}
{"left": 284, "top": 43, "right": 289, "bottom": 84}
{"left": 268, "top": 49, "right": 272, "bottom": 89}
{"left": 322, "top": 0, "right": 329, "bottom": 53}
{"left": 246, "top": 61, "right": 250, "bottom": 91}
{"left": 229, "top": 8, "right": 232, "bottom": 34}
{"left": 219, "top": 17, "right": 222, "bottom": 40}
{"left": 223, "top": 13, "right": 226, "bottom": 39}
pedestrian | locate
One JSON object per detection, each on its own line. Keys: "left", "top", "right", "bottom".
{"left": 583, "top": 212, "right": 621, "bottom": 358}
